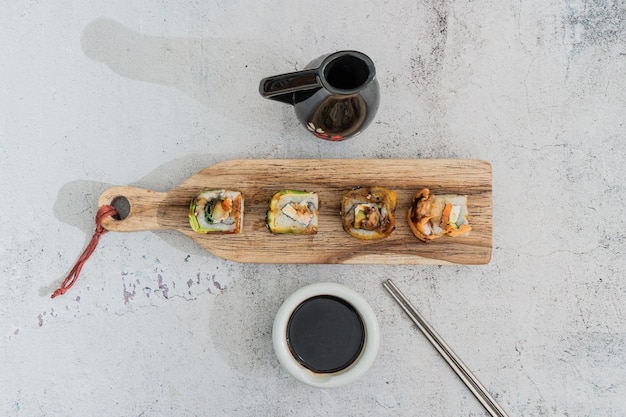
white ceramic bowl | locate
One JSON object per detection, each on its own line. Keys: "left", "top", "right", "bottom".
{"left": 272, "top": 282, "right": 380, "bottom": 388}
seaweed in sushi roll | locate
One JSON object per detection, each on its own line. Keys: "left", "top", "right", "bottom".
{"left": 341, "top": 187, "right": 396, "bottom": 239}
{"left": 189, "top": 190, "right": 243, "bottom": 234}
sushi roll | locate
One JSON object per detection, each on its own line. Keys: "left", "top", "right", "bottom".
{"left": 189, "top": 190, "right": 243, "bottom": 234}
{"left": 341, "top": 187, "right": 396, "bottom": 239}
{"left": 266, "top": 190, "right": 319, "bottom": 234}
{"left": 407, "top": 188, "right": 472, "bottom": 242}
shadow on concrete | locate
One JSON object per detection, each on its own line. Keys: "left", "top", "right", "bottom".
{"left": 80, "top": 17, "right": 286, "bottom": 125}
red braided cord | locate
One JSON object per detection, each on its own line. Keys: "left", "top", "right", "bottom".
{"left": 51, "top": 205, "right": 118, "bottom": 299}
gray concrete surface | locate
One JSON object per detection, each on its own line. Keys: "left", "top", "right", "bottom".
{"left": 2, "top": 1, "right": 626, "bottom": 416}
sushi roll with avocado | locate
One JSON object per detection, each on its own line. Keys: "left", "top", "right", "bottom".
{"left": 407, "top": 188, "right": 471, "bottom": 242}
{"left": 341, "top": 187, "right": 396, "bottom": 239}
{"left": 189, "top": 190, "right": 243, "bottom": 234}
{"left": 266, "top": 190, "right": 319, "bottom": 235}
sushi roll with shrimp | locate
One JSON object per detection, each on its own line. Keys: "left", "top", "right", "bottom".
{"left": 407, "top": 188, "right": 471, "bottom": 242}
{"left": 341, "top": 187, "right": 396, "bottom": 239}
{"left": 266, "top": 190, "right": 319, "bottom": 234}
{"left": 189, "top": 190, "right": 243, "bottom": 234}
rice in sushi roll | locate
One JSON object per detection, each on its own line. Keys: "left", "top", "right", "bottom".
{"left": 189, "top": 189, "right": 243, "bottom": 234}
{"left": 341, "top": 187, "right": 396, "bottom": 239}
{"left": 407, "top": 188, "right": 471, "bottom": 242}
{"left": 266, "top": 190, "right": 319, "bottom": 234}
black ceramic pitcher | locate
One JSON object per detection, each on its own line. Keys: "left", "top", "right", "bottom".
{"left": 259, "top": 51, "right": 379, "bottom": 141}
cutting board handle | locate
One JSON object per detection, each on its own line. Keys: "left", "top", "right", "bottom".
{"left": 98, "top": 186, "right": 170, "bottom": 232}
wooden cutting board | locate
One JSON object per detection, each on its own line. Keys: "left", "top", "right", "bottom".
{"left": 98, "top": 159, "right": 492, "bottom": 264}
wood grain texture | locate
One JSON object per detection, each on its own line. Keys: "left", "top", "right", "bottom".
{"left": 98, "top": 159, "right": 492, "bottom": 264}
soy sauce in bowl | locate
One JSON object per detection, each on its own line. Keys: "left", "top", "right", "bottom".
{"left": 286, "top": 295, "right": 365, "bottom": 373}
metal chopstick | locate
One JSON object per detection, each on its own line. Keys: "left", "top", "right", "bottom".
{"left": 383, "top": 279, "right": 510, "bottom": 417}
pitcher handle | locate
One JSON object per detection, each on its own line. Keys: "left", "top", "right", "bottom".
{"left": 259, "top": 69, "right": 320, "bottom": 105}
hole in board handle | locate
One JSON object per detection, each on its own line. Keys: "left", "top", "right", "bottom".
{"left": 111, "top": 196, "right": 130, "bottom": 220}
